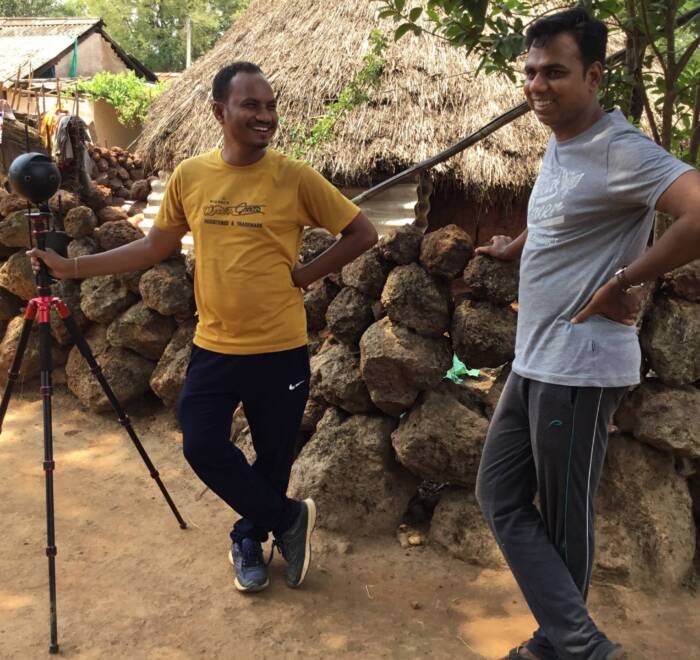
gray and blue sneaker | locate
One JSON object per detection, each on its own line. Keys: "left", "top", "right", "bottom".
{"left": 228, "top": 538, "right": 270, "bottom": 593}
{"left": 275, "top": 498, "right": 317, "bottom": 588}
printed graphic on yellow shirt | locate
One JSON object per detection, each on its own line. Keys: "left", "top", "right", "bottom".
{"left": 203, "top": 199, "right": 266, "bottom": 229}
{"left": 154, "top": 148, "right": 360, "bottom": 355}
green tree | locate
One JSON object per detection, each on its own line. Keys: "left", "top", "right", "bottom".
{"left": 0, "top": 0, "right": 85, "bottom": 16}
{"left": 375, "top": 0, "right": 700, "bottom": 165}
{"left": 83, "top": 0, "right": 248, "bottom": 72}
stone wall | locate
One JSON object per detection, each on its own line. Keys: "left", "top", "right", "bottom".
{"left": 1, "top": 158, "right": 698, "bottom": 591}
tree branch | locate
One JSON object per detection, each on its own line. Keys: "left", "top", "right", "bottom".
{"left": 676, "top": 34, "right": 700, "bottom": 75}
{"left": 638, "top": 0, "right": 668, "bottom": 77}
{"left": 641, "top": 84, "right": 661, "bottom": 144}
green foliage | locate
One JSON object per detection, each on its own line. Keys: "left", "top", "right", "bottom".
{"left": 287, "top": 29, "right": 389, "bottom": 159}
{"left": 68, "top": 72, "right": 167, "bottom": 126}
{"left": 82, "top": 0, "right": 249, "bottom": 72}
{"left": 375, "top": 0, "right": 700, "bottom": 164}
{"left": 0, "top": 0, "right": 84, "bottom": 15}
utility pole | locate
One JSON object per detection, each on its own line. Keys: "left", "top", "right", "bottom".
{"left": 185, "top": 18, "right": 192, "bottom": 69}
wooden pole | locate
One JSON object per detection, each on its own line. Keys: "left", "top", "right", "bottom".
{"left": 352, "top": 103, "right": 529, "bottom": 205}
{"left": 25, "top": 63, "right": 34, "bottom": 117}
{"left": 56, "top": 76, "right": 61, "bottom": 111}
{"left": 10, "top": 66, "right": 21, "bottom": 108}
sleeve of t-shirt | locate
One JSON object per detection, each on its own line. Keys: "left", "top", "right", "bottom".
{"left": 607, "top": 132, "right": 694, "bottom": 209}
{"left": 154, "top": 165, "right": 190, "bottom": 233}
{"left": 297, "top": 164, "right": 361, "bottom": 235}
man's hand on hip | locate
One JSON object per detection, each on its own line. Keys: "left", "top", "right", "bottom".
{"left": 571, "top": 277, "right": 645, "bottom": 325}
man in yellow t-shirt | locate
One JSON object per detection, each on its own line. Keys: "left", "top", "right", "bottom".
{"left": 30, "top": 61, "right": 378, "bottom": 593}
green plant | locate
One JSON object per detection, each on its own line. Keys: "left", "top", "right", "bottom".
{"left": 69, "top": 72, "right": 167, "bottom": 126}
{"left": 287, "top": 29, "right": 389, "bottom": 158}
{"left": 374, "top": 0, "right": 700, "bottom": 165}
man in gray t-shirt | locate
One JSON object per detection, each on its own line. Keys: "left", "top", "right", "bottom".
{"left": 474, "top": 9, "right": 700, "bottom": 660}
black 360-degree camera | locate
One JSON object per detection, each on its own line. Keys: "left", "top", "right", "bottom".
{"left": 8, "top": 152, "right": 61, "bottom": 205}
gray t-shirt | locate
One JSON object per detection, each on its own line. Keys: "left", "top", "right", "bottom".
{"left": 513, "top": 109, "right": 693, "bottom": 387}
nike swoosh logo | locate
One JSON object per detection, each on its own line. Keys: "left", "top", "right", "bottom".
{"left": 289, "top": 380, "right": 306, "bottom": 391}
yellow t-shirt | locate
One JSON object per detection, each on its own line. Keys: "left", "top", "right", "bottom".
{"left": 154, "top": 148, "right": 360, "bottom": 354}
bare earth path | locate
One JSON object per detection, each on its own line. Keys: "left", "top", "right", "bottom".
{"left": 1, "top": 387, "right": 698, "bottom": 659}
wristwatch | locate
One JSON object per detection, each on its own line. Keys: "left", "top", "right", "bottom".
{"left": 614, "top": 267, "right": 644, "bottom": 294}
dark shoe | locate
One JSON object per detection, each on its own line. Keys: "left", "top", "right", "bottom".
{"left": 607, "top": 646, "right": 628, "bottom": 660}
{"left": 503, "top": 646, "right": 539, "bottom": 660}
{"left": 275, "top": 498, "right": 316, "bottom": 588}
{"left": 228, "top": 538, "right": 269, "bottom": 593}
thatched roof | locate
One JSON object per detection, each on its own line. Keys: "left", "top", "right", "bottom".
{"left": 137, "top": 1, "right": 559, "bottom": 197}
{"left": 0, "top": 17, "right": 156, "bottom": 83}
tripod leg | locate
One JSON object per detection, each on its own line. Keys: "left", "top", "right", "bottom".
{"left": 0, "top": 305, "right": 37, "bottom": 432}
{"left": 38, "top": 321, "right": 60, "bottom": 654}
{"left": 58, "top": 310, "right": 187, "bottom": 529}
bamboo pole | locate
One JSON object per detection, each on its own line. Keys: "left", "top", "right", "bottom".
{"left": 25, "top": 63, "right": 34, "bottom": 118}
{"left": 10, "top": 66, "right": 21, "bottom": 108}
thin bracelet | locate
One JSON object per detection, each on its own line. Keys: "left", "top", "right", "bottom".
{"left": 73, "top": 257, "right": 79, "bottom": 279}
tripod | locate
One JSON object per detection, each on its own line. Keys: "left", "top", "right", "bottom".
{"left": 0, "top": 205, "right": 188, "bottom": 654}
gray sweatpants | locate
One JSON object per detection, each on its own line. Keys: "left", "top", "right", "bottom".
{"left": 475, "top": 372, "right": 627, "bottom": 660}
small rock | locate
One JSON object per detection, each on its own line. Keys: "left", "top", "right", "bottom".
{"left": 48, "top": 189, "right": 80, "bottom": 214}
{"left": 341, "top": 246, "right": 391, "bottom": 299}
{"left": 299, "top": 228, "right": 336, "bottom": 264}
{"left": 97, "top": 206, "right": 129, "bottom": 225}
{"left": 381, "top": 263, "right": 450, "bottom": 337}
{"left": 0, "top": 210, "right": 31, "bottom": 248}
{"left": 378, "top": 224, "right": 423, "bottom": 265}
{"left": 67, "top": 237, "right": 99, "bottom": 259}
{"left": 95, "top": 220, "right": 144, "bottom": 251}
{"left": 663, "top": 259, "right": 700, "bottom": 302}
{"left": 462, "top": 254, "right": 519, "bottom": 304}
{"left": 139, "top": 260, "right": 195, "bottom": 319}
{"left": 360, "top": 317, "right": 452, "bottom": 416}
{"left": 80, "top": 275, "right": 138, "bottom": 324}
{"left": 640, "top": 294, "right": 700, "bottom": 386}
{"left": 0, "top": 251, "right": 36, "bottom": 300}
{"left": 419, "top": 225, "right": 473, "bottom": 279}
{"left": 325, "top": 286, "right": 375, "bottom": 346}
{"left": 64, "top": 206, "right": 97, "bottom": 239}
{"left": 452, "top": 300, "right": 517, "bottom": 368}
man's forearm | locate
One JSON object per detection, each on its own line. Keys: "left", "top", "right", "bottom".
{"left": 75, "top": 237, "right": 171, "bottom": 278}
{"left": 504, "top": 229, "right": 528, "bottom": 260}
{"left": 624, "top": 214, "right": 700, "bottom": 286}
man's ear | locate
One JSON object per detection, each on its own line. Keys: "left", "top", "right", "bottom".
{"left": 212, "top": 101, "right": 225, "bottom": 125}
{"left": 587, "top": 61, "right": 604, "bottom": 91}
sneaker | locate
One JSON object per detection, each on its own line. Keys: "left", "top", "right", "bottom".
{"left": 228, "top": 538, "right": 270, "bottom": 593}
{"left": 275, "top": 498, "right": 317, "bottom": 588}
{"left": 607, "top": 647, "right": 628, "bottom": 660}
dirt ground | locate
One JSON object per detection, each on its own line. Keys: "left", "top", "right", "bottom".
{"left": 1, "top": 385, "right": 699, "bottom": 660}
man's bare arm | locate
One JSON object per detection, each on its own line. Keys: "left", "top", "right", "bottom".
{"left": 623, "top": 170, "right": 700, "bottom": 285}
{"left": 572, "top": 170, "right": 700, "bottom": 324}
{"left": 27, "top": 225, "right": 187, "bottom": 279}
{"left": 475, "top": 229, "right": 528, "bottom": 261}
{"left": 292, "top": 212, "right": 378, "bottom": 290}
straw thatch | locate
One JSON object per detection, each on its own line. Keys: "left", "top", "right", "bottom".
{"left": 137, "top": 1, "right": 565, "bottom": 197}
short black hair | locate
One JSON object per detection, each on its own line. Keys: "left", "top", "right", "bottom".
{"left": 212, "top": 62, "right": 263, "bottom": 102}
{"left": 525, "top": 8, "right": 608, "bottom": 71}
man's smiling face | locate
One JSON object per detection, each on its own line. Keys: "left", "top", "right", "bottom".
{"left": 524, "top": 31, "right": 602, "bottom": 138}
{"left": 214, "top": 72, "right": 278, "bottom": 150}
